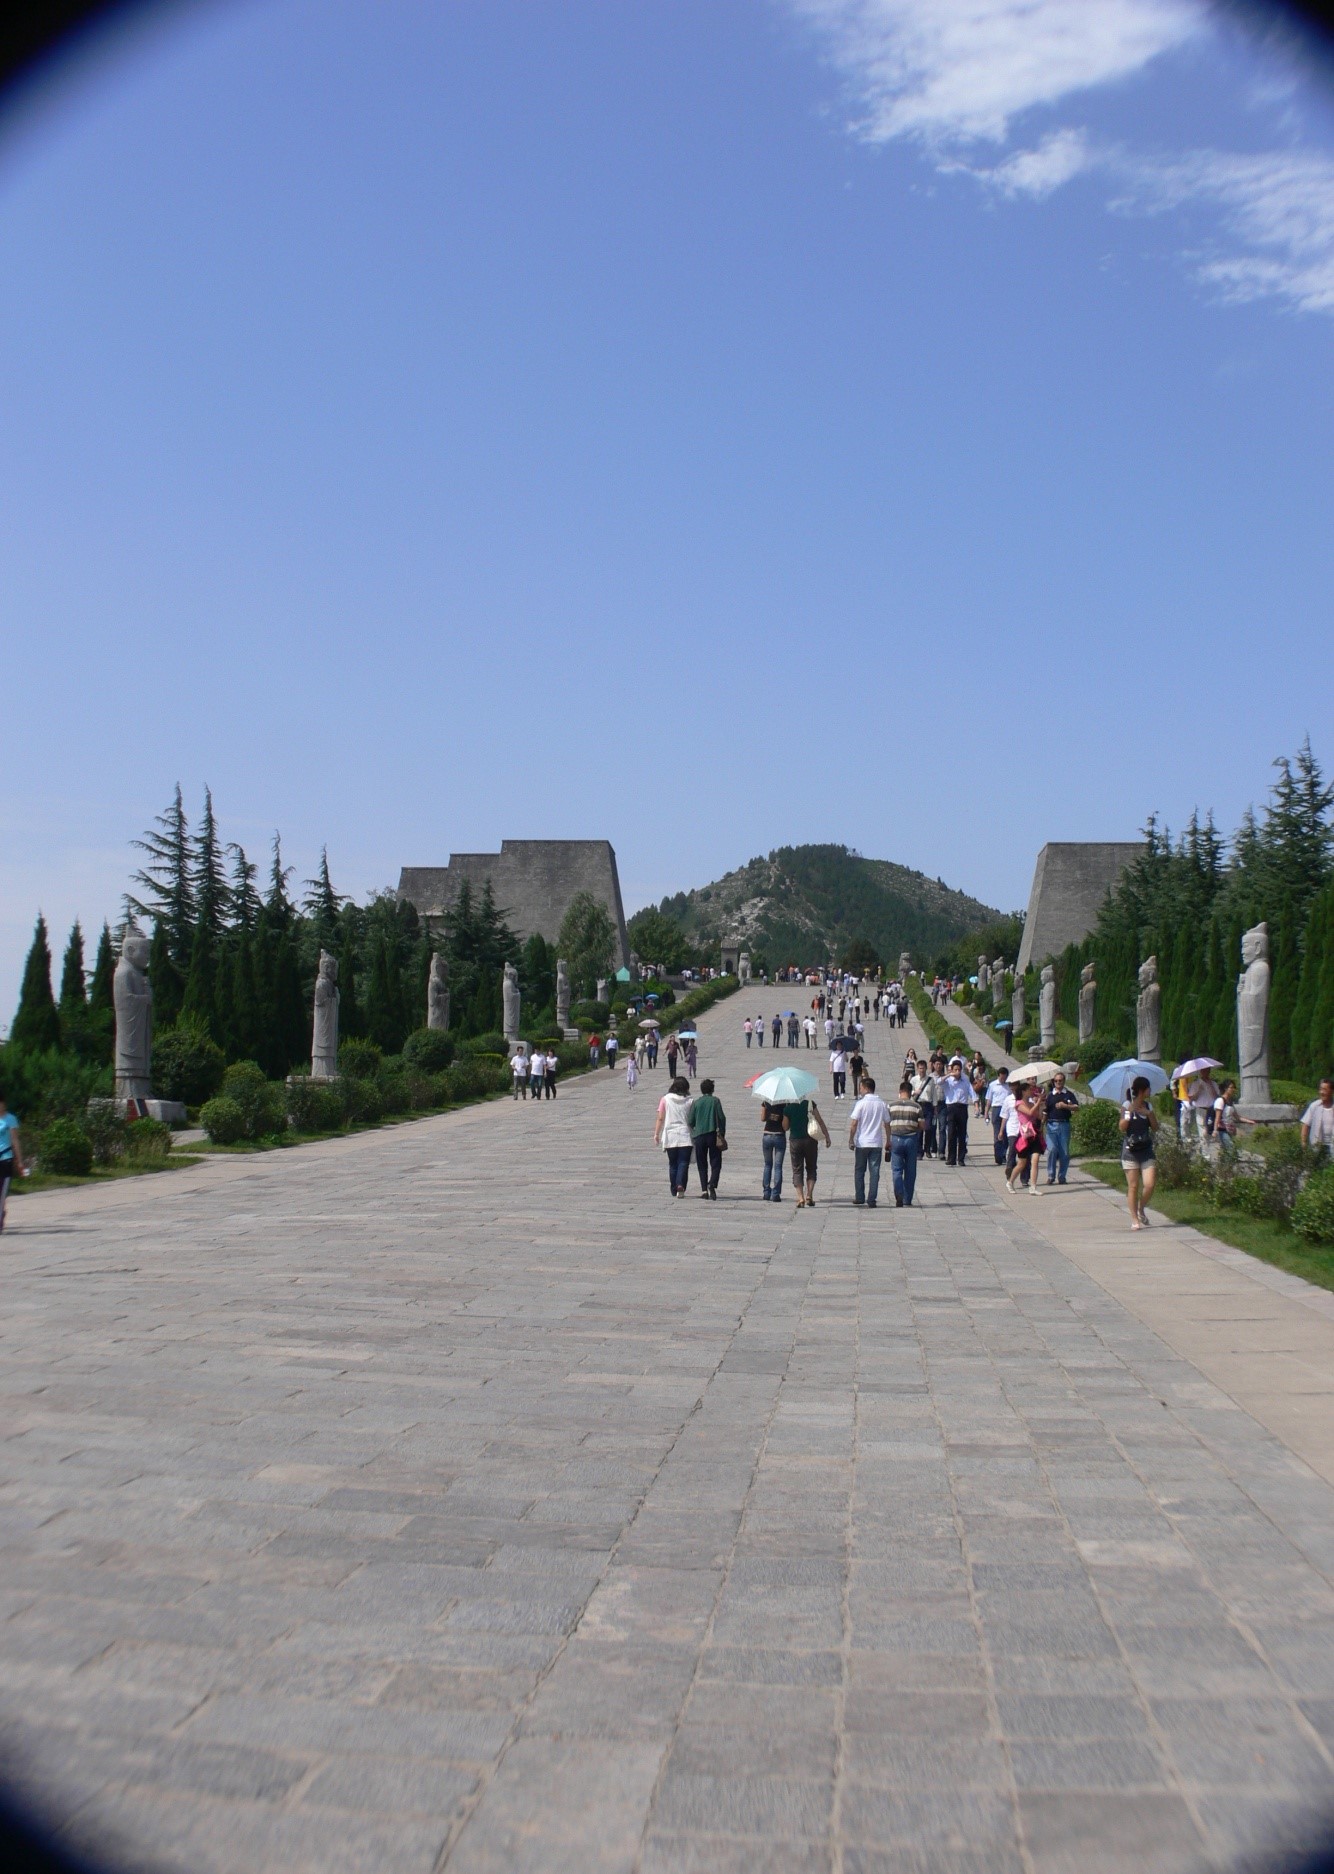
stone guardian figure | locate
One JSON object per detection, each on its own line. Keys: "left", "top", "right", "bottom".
{"left": 738, "top": 952, "right": 751, "bottom": 985}
{"left": 503, "top": 960, "right": 521, "bottom": 1047}
{"left": 1238, "top": 922, "right": 1272, "bottom": 1108}
{"left": 992, "top": 959, "right": 1005, "bottom": 1004}
{"left": 1011, "top": 976, "right": 1025, "bottom": 1035}
{"left": 1078, "top": 961, "right": 1097, "bottom": 1045}
{"left": 1039, "top": 964, "right": 1057, "bottom": 1050}
{"left": 428, "top": 951, "right": 450, "bottom": 1032}
{"left": 555, "top": 958, "right": 571, "bottom": 1032}
{"left": 311, "top": 949, "right": 340, "bottom": 1079}
{"left": 113, "top": 928, "right": 153, "bottom": 1101}
{"left": 977, "top": 956, "right": 990, "bottom": 990}
{"left": 1136, "top": 956, "right": 1161, "bottom": 1063}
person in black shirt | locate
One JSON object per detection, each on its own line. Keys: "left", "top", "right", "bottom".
{"left": 1119, "top": 1076, "right": 1160, "bottom": 1230}
{"left": 1044, "top": 1073, "right": 1079, "bottom": 1185}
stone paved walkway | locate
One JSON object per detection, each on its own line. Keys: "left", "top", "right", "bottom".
{"left": 3, "top": 993, "right": 1334, "bottom": 1873}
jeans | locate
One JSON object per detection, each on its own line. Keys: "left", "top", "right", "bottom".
{"left": 762, "top": 1133, "right": 786, "bottom": 1199}
{"left": 890, "top": 1134, "right": 917, "bottom": 1205}
{"left": 992, "top": 1113, "right": 1007, "bottom": 1163}
{"left": 666, "top": 1145, "right": 692, "bottom": 1194}
{"left": 945, "top": 1103, "right": 968, "bottom": 1166}
{"left": 919, "top": 1104, "right": 935, "bottom": 1156}
{"left": 694, "top": 1131, "right": 721, "bottom": 1192}
{"left": 854, "top": 1145, "right": 882, "bottom": 1205}
{"left": 1046, "top": 1120, "right": 1070, "bottom": 1183}
{"left": 746, "top": 1032, "right": 752, "bottom": 1046}
{"left": 935, "top": 1102, "right": 949, "bottom": 1157}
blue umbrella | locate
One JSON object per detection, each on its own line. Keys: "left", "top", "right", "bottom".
{"left": 1089, "top": 1059, "right": 1169, "bottom": 1102}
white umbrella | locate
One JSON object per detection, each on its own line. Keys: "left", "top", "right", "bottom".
{"left": 1006, "top": 1060, "right": 1063, "bottom": 1086}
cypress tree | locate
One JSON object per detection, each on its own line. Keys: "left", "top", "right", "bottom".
{"left": 227, "top": 928, "right": 260, "bottom": 1061}
{"left": 337, "top": 904, "right": 363, "bottom": 1040}
{"left": 255, "top": 836, "right": 307, "bottom": 1076}
{"left": 148, "top": 918, "right": 185, "bottom": 1030}
{"left": 1311, "top": 898, "right": 1334, "bottom": 1083}
{"left": 11, "top": 915, "right": 62, "bottom": 1052}
{"left": 129, "top": 786, "right": 195, "bottom": 974}
{"left": 58, "top": 921, "right": 86, "bottom": 1014}
{"left": 1269, "top": 895, "right": 1299, "bottom": 1080}
{"left": 88, "top": 923, "right": 115, "bottom": 1016}
{"left": 1292, "top": 884, "right": 1331, "bottom": 1082}
{"left": 303, "top": 849, "right": 342, "bottom": 952}
{"left": 181, "top": 916, "right": 220, "bottom": 1039}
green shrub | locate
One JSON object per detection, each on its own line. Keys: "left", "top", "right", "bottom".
{"left": 1077, "top": 1034, "right": 1120, "bottom": 1078}
{"left": 378, "top": 1072, "right": 411, "bottom": 1116}
{"left": 1153, "top": 1134, "right": 1206, "bottom": 1191}
{"left": 83, "top": 1099, "right": 127, "bottom": 1166}
{"left": 1071, "top": 1101, "right": 1123, "bottom": 1157}
{"left": 403, "top": 1069, "right": 440, "bottom": 1110}
{"left": 40, "top": 1116, "right": 94, "bottom": 1176}
{"left": 1208, "top": 1130, "right": 1320, "bottom": 1222}
{"left": 286, "top": 1077, "right": 344, "bottom": 1133}
{"left": 403, "top": 1028, "right": 454, "bottom": 1073}
{"left": 200, "top": 1096, "right": 247, "bottom": 1145}
{"left": 153, "top": 1024, "right": 225, "bottom": 1106}
{"left": 219, "top": 1062, "right": 285, "bottom": 1139}
{"left": 341, "top": 1078, "right": 384, "bottom": 1126}
{"left": 338, "top": 1039, "right": 383, "bottom": 1080}
{"left": 1292, "top": 1166, "right": 1334, "bottom": 1244}
{"left": 124, "top": 1117, "right": 172, "bottom": 1163}
{"left": 461, "top": 1032, "right": 508, "bottom": 1058}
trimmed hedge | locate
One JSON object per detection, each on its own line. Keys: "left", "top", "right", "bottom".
{"left": 40, "top": 1117, "right": 94, "bottom": 1176}
{"left": 1293, "top": 1166, "right": 1334, "bottom": 1244}
{"left": 1071, "top": 1101, "right": 1123, "bottom": 1157}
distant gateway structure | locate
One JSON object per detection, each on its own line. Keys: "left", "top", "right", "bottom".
{"left": 397, "top": 840, "right": 631, "bottom": 971}
{"left": 1016, "top": 841, "right": 1146, "bottom": 973}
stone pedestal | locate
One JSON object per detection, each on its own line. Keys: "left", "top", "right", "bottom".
{"left": 115, "top": 1097, "right": 188, "bottom": 1127}
{"left": 1236, "top": 1103, "right": 1299, "bottom": 1127}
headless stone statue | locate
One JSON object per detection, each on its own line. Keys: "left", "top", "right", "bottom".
{"left": 992, "top": 959, "right": 1005, "bottom": 1005}
{"left": 1136, "top": 956, "right": 1161, "bottom": 1063}
{"left": 503, "top": 960, "right": 521, "bottom": 1045}
{"left": 1237, "top": 922, "right": 1271, "bottom": 1107}
{"left": 898, "top": 952, "right": 911, "bottom": 980}
{"left": 113, "top": 929, "right": 153, "bottom": 1101}
{"left": 428, "top": 951, "right": 450, "bottom": 1032}
{"left": 1011, "top": 976, "right": 1025, "bottom": 1034}
{"left": 1078, "top": 961, "right": 1097, "bottom": 1045}
{"left": 1039, "top": 964, "right": 1057, "bottom": 1049}
{"left": 311, "top": 949, "right": 340, "bottom": 1079}
{"left": 555, "top": 958, "right": 571, "bottom": 1031}
{"left": 977, "top": 956, "right": 990, "bottom": 991}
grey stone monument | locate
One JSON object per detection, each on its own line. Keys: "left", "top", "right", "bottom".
{"left": 898, "top": 951, "right": 911, "bottom": 980}
{"left": 113, "top": 928, "right": 153, "bottom": 1102}
{"left": 503, "top": 961, "right": 521, "bottom": 1051}
{"left": 992, "top": 958, "right": 1005, "bottom": 1000}
{"left": 1039, "top": 964, "right": 1057, "bottom": 1050}
{"left": 311, "top": 950, "right": 340, "bottom": 1080}
{"left": 555, "top": 958, "right": 571, "bottom": 1033}
{"left": 596, "top": 977, "right": 608, "bottom": 1006}
{"left": 977, "top": 956, "right": 990, "bottom": 990}
{"left": 1237, "top": 922, "right": 1297, "bottom": 1122}
{"left": 1011, "top": 976, "right": 1025, "bottom": 1034}
{"left": 1078, "top": 961, "right": 1097, "bottom": 1045}
{"left": 427, "top": 952, "right": 450, "bottom": 1032}
{"left": 738, "top": 952, "right": 752, "bottom": 985}
{"left": 1136, "top": 956, "right": 1161, "bottom": 1063}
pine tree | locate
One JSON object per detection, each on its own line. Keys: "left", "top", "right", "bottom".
{"left": 11, "top": 914, "right": 62, "bottom": 1052}
{"left": 303, "top": 849, "right": 342, "bottom": 951}
{"left": 58, "top": 921, "right": 86, "bottom": 1013}
{"left": 180, "top": 916, "right": 220, "bottom": 1039}
{"left": 254, "top": 835, "right": 307, "bottom": 1076}
{"left": 1269, "top": 894, "right": 1299, "bottom": 1080}
{"left": 128, "top": 786, "right": 195, "bottom": 973}
{"left": 148, "top": 918, "right": 185, "bottom": 1030}
{"left": 229, "top": 843, "right": 261, "bottom": 933}
{"left": 1292, "top": 884, "right": 1332, "bottom": 1082}
{"left": 1311, "top": 897, "right": 1334, "bottom": 1083}
{"left": 337, "top": 904, "right": 363, "bottom": 1040}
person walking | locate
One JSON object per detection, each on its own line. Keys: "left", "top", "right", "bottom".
{"left": 687, "top": 1077, "right": 727, "bottom": 1200}
{"left": 771, "top": 1014, "right": 782, "bottom": 1049}
{"left": 511, "top": 1049, "right": 530, "bottom": 1099}
{"left": 1301, "top": 1079, "right": 1334, "bottom": 1156}
{"left": 589, "top": 1032, "right": 601, "bottom": 1066}
{"left": 744, "top": 1017, "right": 754, "bottom": 1048}
{"left": 943, "top": 1059, "right": 972, "bottom": 1166}
{"left": 606, "top": 1031, "right": 619, "bottom": 1072}
{"left": 685, "top": 1039, "right": 698, "bottom": 1077}
{"left": 1119, "top": 1075, "right": 1160, "bottom": 1229}
{"left": 915, "top": 1061, "right": 938, "bottom": 1157}
{"left": 0, "top": 1098, "right": 27, "bottom": 1233}
{"left": 654, "top": 1076, "right": 695, "bottom": 1198}
{"left": 626, "top": 1053, "right": 639, "bottom": 1092}
{"left": 1007, "top": 1086, "right": 1045, "bottom": 1194}
{"left": 544, "top": 1048, "right": 559, "bottom": 1099}
{"left": 986, "top": 1068, "right": 1010, "bottom": 1163}
{"left": 785, "top": 1094, "right": 831, "bottom": 1209}
{"left": 1000, "top": 1077, "right": 1023, "bottom": 1178}
{"left": 761, "top": 1097, "right": 788, "bottom": 1201}
{"left": 665, "top": 1035, "right": 680, "bottom": 1078}
{"left": 1185, "top": 1069, "right": 1220, "bottom": 1147}
{"left": 848, "top": 1048, "right": 866, "bottom": 1100}
{"left": 755, "top": 1013, "right": 765, "bottom": 1048}
{"left": 1044, "top": 1072, "right": 1079, "bottom": 1185}
{"left": 804, "top": 1015, "right": 816, "bottom": 1049}
{"left": 635, "top": 1032, "right": 648, "bottom": 1071}
{"left": 829, "top": 1042, "right": 848, "bottom": 1101}
{"left": 646, "top": 1030, "right": 659, "bottom": 1070}
{"left": 887, "top": 1079, "right": 926, "bottom": 1207}
{"left": 847, "top": 1075, "right": 889, "bottom": 1207}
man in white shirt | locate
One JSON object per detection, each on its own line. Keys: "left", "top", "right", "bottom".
{"left": 1302, "top": 1079, "right": 1334, "bottom": 1155}
{"left": 830, "top": 1044, "right": 848, "bottom": 1100}
{"left": 985, "top": 1069, "right": 1010, "bottom": 1165}
{"left": 942, "top": 1058, "right": 972, "bottom": 1166}
{"left": 916, "top": 1064, "right": 939, "bottom": 1158}
{"left": 1186, "top": 1072, "right": 1220, "bottom": 1146}
{"left": 1000, "top": 1082, "right": 1023, "bottom": 1180}
{"left": 824, "top": 1015, "right": 835, "bottom": 1046}
{"left": 847, "top": 1076, "right": 889, "bottom": 1207}
{"left": 511, "top": 1050, "right": 530, "bottom": 1100}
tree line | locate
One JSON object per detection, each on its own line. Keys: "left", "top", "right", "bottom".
{"left": 4, "top": 788, "right": 621, "bottom": 1113}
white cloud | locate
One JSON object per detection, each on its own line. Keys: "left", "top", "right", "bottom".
{"left": 792, "top": 0, "right": 1204, "bottom": 146}
{"left": 787, "top": 0, "right": 1334, "bottom": 315}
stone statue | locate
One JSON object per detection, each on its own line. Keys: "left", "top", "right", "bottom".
{"left": 596, "top": 977, "right": 608, "bottom": 1005}
{"left": 113, "top": 927, "right": 153, "bottom": 1101}
{"left": 555, "top": 958, "right": 571, "bottom": 1031}
{"left": 503, "top": 960, "right": 521, "bottom": 1044}
{"left": 1039, "top": 964, "right": 1057, "bottom": 1049}
{"left": 1238, "top": 922, "right": 1272, "bottom": 1107}
{"left": 977, "top": 955, "right": 990, "bottom": 990}
{"left": 898, "top": 951, "right": 911, "bottom": 980}
{"left": 1011, "top": 976, "right": 1025, "bottom": 1034}
{"left": 427, "top": 951, "right": 450, "bottom": 1032}
{"left": 992, "top": 959, "right": 1005, "bottom": 1001}
{"left": 311, "top": 949, "right": 340, "bottom": 1079}
{"left": 738, "top": 952, "right": 751, "bottom": 985}
{"left": 1136, "top": 956, "right": 1161, "bottom": 1063}
{"left": 1078, "top": 961, "right": 1097, "bottom": 1045}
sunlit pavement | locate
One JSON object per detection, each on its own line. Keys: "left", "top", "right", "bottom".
{"left": 3, "top": 992, "right": 1334, "bottom": 1872}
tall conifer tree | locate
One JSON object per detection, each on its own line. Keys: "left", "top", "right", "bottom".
{"left": 128, "top": 786, "right": 194, "bottom": 972}
{"left": 58, "top": 921, "right": 86, "bottom": 1013}
{"left": 11, "top": 915, "right": 61, "bottom": 1052}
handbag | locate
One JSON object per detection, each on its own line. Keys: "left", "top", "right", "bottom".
{"left": 717, "top": 1132, "right": 729, "bottom": 1152}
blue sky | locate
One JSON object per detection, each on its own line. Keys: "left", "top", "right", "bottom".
{"left": 2, "top": 0, "right": 1333, "bottom": 1013}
